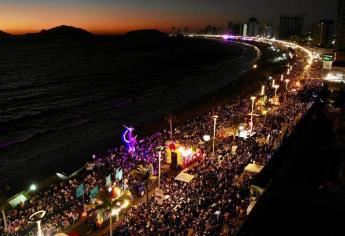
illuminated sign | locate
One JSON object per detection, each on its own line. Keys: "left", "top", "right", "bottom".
{"left": 322, "top": 55, "right": 333, "bottom": 62}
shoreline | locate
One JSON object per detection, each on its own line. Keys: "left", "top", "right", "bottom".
{"left": 137, "top": 40, "right": 287, "bottom": 142}
{"left": 5, "top": 39, "right": 288, "bottom": 195}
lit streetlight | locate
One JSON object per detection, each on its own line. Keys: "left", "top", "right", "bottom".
{"left": 155, "top": 146, "right": 164, "bottom": 189}
{"left": 29, "top": 184, "right": 37, "bottom": 192}
{"left": 280, "top": 74, "right": 284, "bottom": 81}
{"left": 250, "top": 96, "right": 256, "bottom": 134}
{"left": 272, "top": 79, "right": 275, "bottom": 87}
{"left": 260, "top": 85, "right": 265, "bottom": 96}
{"left": 203, "top": 135, "right": 211, "bottom": 142}
{"left": 273, "top": 84, "right": 280, "bottom": 99}
{"left": 29, "top": 210, "right": 46, "bottom": 236}
{"left": 285, "top": 79, "right": 290, "bottom": 91}
{"left": 211, "top": 115, "right": 219, "bottom": 156}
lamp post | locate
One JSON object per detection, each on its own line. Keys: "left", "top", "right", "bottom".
{"left": 29, "top": 210, "right": 46, "bottom": 236}
{"left": 285, "top": 79, "right": 290, "bottom": 91}
{"left": 260, "top": 85, "right": 265, "bottom": 96}
{"left": 155, "top": 146, "right": 164, "bottom": 189}
{"left": 273, "top": 85, "right": 279, "bottom": 99}
{"left": 211, "top": 115, "right": 219, "bottom": 156}
{"left": 272, "top": 79, "right": 275, "bottom": 87}
{"left": 280, "top": 74, "right": 284, "bottom": 82}
{"left": 250, "top": 96, "right": 256, "bottom": 134}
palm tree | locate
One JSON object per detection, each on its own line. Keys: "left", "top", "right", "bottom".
{"left": 130, "top": 164, "right": 157, "bottom": 218}
{"left": 95, "top": 187, "right": 131, "bottom": 236}
{"left": 0, "top": 186, "right": 10, "bottom": 232}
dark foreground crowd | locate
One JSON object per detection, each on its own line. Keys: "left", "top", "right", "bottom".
{"left": 0, "top": 46, "right": 322, "bottom": 236}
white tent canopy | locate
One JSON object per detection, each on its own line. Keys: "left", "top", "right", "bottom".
{"left": 175, "top": 172, "right": 195, "bottom": 183}
{"left": 246, "top": 200, "right": 256, "bottom": 215}
{"left": 244, "top": 162, "right": 264, "bottom": 174}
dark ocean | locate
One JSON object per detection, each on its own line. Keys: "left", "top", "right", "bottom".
{"left": 0, "top": 37, "right": 257, "bottom": 190}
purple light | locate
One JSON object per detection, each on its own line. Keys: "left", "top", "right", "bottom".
{"left": 222, "top": 35, "right": 229, "bottom": 40}
{"left": 122, "top": 125, "right": 137, "bottom": 154}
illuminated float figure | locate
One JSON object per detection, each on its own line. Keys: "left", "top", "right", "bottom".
{"left": 166, "top": 141, "right": 203, "bottom": 169}
{"left": 122, "top": 125, "right": 137, "bottom": 154}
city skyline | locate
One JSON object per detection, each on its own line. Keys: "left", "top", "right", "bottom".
{"left": 0, "top": 0, "right": 338, "bottom": 34}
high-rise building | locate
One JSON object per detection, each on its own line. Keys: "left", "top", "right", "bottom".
{"left": 306, "top": 23, "right": 318, "bottom": 46}
{"left": 247, "top": 18, "right": 259, "bottom": 36}
{"left": 335, "top": 0, "right": 345, "bottom": 61}
{"left": 279, "top": 15, "right": 304, "bottom": 39}
{"left": 228, "top": 21, "right": 234, "bottom": 34}
{"left": 263, "top": 22, "right": 274, "bottom": 38}
{"left": 233, "top": 24, "right": 242, "bottom": 35}
{"left": 314, "top": 19, "right": 335, "bottom": 48}
{"left": 241, "top": 23, "right": 248, "bottom": 36}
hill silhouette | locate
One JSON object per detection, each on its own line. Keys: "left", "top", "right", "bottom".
{"left": 0, "top": 30, "right": 11, "bottom": 37}
{"left": 26, "top": 25, "right": 93, "bottom": 40}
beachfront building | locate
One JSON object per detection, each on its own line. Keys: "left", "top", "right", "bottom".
{"left": 336, "top": 0, "right": 345, "bottom": 61}
{"left": 279, "top": 15, "right": 304, "bottom": 40}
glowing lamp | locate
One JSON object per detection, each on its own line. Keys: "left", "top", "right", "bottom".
{"left": 81, "top": 211, "right": 88, "bottom": 219}
{"left": 29, "top": 184, "right": 37, "bottom": 191}
{"left": 203, "top": 135, "right": 211, "bottom": 142}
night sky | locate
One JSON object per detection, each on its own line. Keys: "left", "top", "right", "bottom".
{"left": 0, "top": 0, "right": 338, "bottom": 34}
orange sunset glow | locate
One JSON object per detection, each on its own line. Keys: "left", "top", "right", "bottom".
{"left": 0, "top": 1, "right": 226, "bottom": 34}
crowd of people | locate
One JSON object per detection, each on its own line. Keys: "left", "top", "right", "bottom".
{"left": 0, "top": 43, "right": 323, "bottom": 236}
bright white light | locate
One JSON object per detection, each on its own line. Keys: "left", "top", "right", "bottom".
{"left": 111, "top": 208, "right": 120, "bottom": 216}
{"left": 203, "top": 135, "right": 211, "bottom": 142}
{"left": 181, "top": 148, "right": 193, "bottom": 157}
{"left": 121, "top": 199, "right": 130, "bottom": 209}
{"left": 222, "top": 35, "right": 229, "bottom": 40}
{"left": 29, "top": 184, "right": 37, "bottom": 191}
{"left": 324, "top": 72, "right": 345, "bottom": 83}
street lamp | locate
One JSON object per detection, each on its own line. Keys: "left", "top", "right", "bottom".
{"left": 260, "top": 85, "right": 265, "bottom": 96}
{"left": 203, "top": 135, "right": 211, "bottom": 142}
{"left": 273, "top": 84, "right": 279, "bottom": 99}
{"left": 29, "top": 210, "right": 46, "bottom": 236}
{"left": 29, "top": 184, "right": 37, "bottom": 192}
{"left": 250, "top": 96, "right": 256, "bottom": 134}
{"left": 155, "top": 146, "right": 164, "bottom": 189}
{"left": 285, "top": 79, "right": 290, "bottom": 91}
{"left": 272, "top": 79, "right": 275, "bottom": 87}
{"left": 280, "top": 74, "right": 284, "bottom": 81}
{"left": 253, "top": 64, "right": 258, "bottom": 69}
{"left": 211, "top": 115, "right": 219, "bottom": 156}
